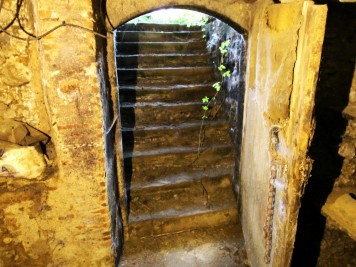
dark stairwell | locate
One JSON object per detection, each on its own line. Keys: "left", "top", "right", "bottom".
{"left": 114, "top": 19, "right": 248, "bottom": 266}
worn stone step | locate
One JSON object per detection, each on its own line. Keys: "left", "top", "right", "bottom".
{"left": 128, "top": 175, "right": 237, "bottom": 237}
{"left": 116, "top": 54, "right": 211, "bottom": 68}
{"left": 119, "top": 102, "right": 222, "bottom": 127}
{"left": 117, "top": 75, "right": 215, "bottom": 87}
{"left": 117, "top": 67, "right": 215, "bottom": 86}
{"left": 121, "top": 121, "right": 230, "bottom": 152}
{"left": 123, "top": 144, "right": 234, "bottom": 187}
{"left": 115, "top": 31, "right": 203, "bottom": 42}
{"left": 130, "top": 167, "right": 234, "bottom": 191}
{"left": 116, "top": 41, "right": 207, "bottom": 55}
{"left": 129, "top": 208, "right": 238, "bottom": 238}
{"left": 119, "top": 84, "right": 215, "bottom": 103}
{"left": 118, "top": 23, "right": 201, "bottom": 32}
{"left": 117, "top": 66, "right": 213, "bottom": 78}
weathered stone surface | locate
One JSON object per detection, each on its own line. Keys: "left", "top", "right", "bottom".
{"left": 338, "top": 139, "right": 356, "bottom": 159}
{"left": 204, "top": 17, "right": 246, "bottom": 197}
{"left": 0, "top": 141, "right": 46, "bottom": 179}
{"left": 0, "top": 119, "right": 49, "bottom": 145}
{"left": 317, "top": 227, "right": 356, "bottom": 267}
{"left": 107, "top": 0, "right": 251, "bottom": 31}
{"left": 321, "top": 187, "right": 356, "bottom": 240}
{"left": 0, "top": 1, "right": 50, "bottom": 133}
{"left": 240, "top": 1, "right": 327, "bottom": 266}
{"left": 0, "top": 0, "right": 113, "bottom": 265}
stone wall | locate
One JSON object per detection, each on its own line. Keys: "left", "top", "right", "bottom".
{"left": 204, "top": 18, "right": 246, "bottom": 197}
{"left": 0, "top": 0, "right": 113, "bottom": 265}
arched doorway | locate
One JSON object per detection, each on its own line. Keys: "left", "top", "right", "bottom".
{"left": 112, "top": 7, "right": 248, "bottom": 266}
{"left": 100, "top": 1, "right": 328, "bottom": 266}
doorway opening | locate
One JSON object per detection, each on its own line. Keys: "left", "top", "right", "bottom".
{"left": 113, "top": 8, "right": 248, "bottom": 266}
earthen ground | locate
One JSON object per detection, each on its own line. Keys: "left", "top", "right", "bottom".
{"left": 120, "top": 223, "right": 249, "bottom": 267}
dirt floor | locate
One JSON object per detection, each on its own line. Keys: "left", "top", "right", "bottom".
{"left": 119, "top": 223, "right": 250, "bottom": 267}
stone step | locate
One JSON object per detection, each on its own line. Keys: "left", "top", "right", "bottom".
{"left": 128, "top": 175, "right": 237, "bottom": 237}
{"left": 118, "top": 84, "right": 215, "bottom": 103}
{"left": 119, "top": 102, "right": 222, "bottom": 127}
{"left": 123, "top": 144, "right": 234, "bottom": 187}
{"left": 116, "top": 41, "right": 207, "bottom": 55}
{"left": 115, "top": 31, "right": 203, "bottom": 42}
{"left": 130, "top": 167, "right": 234, "bottom": 191}
{"left": 117, "top": 67, "right": 215, "bottom": 86}
{"left": 121, "top": 121, "right": 230, "bottom": 152}
{"left": 118, "top": 23, "right": 201, "bottom": 32}
{"left": 129, "top": 208, "right": 238, "bottom": 238}
{"left": 116, "top": 54, "right": 211, "bottom": 68}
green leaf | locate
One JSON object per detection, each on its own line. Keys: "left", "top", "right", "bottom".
{"left": 222, "top": 70, "right": 231, "bottom": 78}
{"left": 202, "top": 115, "right": 208, "bottom": 119}
{"left": 202, "top": 34, "right": 206, "bottom": 39}
{"left": 202, "top": 96, "right": 209, "bottom": 103}
{"left": 223, "top": 40, "right": 230, "bottom": 47}
{"left": 213, "top": 82, "right": 221, "bottom": 91}
{"left": 219, "top": 47, "right": 228, "bottom": 55}
{"left": 202, "top": 105, "right": 209, "bottom": 111}
{"left": 218, "top": 64, "right": 226, "bottom": 71}
{"left": 220, "top": 40, "right": 230, "bottom": 49}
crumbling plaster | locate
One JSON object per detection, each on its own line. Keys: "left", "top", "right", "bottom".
{"left": 241, "top": 1, "right": 327, "bottom": 266}
{"left": 1, "top": 0, "right": 112, "bottom": 265}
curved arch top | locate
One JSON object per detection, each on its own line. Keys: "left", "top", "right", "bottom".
{"left": 106, "top": 0, "right": 252, "bottom": 33}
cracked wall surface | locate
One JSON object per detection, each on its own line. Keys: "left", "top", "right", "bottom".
{"left": 0, "top": 0, "right": 112, "bottom": 265}
{"left": 240, "top": 1, "right": 327, "bottom": 266}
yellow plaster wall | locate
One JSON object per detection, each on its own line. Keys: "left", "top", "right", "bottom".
{"left": 0, "top": 0, "right": 113, "bottom": 265}
{"left": 241, "top": 1, "right": 327, "bottom": 266}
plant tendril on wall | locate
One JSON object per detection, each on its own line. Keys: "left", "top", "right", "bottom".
{"left": 197, "top": 39, "right": 232, "bottom": 156}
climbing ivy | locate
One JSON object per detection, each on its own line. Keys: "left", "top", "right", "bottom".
{"left": 198, "top": 39, "right": 231, "bottom": 155}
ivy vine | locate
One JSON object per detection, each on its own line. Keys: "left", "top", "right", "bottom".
{"left": 197, "top": 39, "right": 231, "bottom": 155}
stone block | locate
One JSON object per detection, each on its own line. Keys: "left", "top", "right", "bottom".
{"left": 0, "top": 141, "right": 46, "bottom": 179}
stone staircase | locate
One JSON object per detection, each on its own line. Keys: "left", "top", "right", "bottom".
{"left": 115, "top": 23, "right": 238, "bottom": 239}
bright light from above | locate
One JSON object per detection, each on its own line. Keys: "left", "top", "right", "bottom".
{"left": 128, "top": 9, "right": 209, "bottom": 26}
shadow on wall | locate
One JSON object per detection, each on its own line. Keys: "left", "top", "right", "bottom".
{"left": 291, "top": 3, "right": 356, "bottom": 267}
{"left": 115, "top": 27, "right": 139, "bottom": 215}
{"left": 204, "top": 18, "right": 246, "bottom": 198}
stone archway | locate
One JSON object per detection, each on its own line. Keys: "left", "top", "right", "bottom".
{"left": 106, "top": 0, "right": 251, "bottom": 31}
